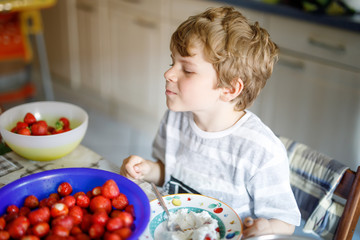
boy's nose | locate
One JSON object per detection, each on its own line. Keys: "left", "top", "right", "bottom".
{"left": 164, "top": 68, "right": 176, "bottom": 82}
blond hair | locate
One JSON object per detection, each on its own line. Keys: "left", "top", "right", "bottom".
{"left": 170, "top": 7, "right": 279, "bottom": 111}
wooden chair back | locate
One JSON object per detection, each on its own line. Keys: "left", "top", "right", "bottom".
{"left": 333, "top": 166, "right": 360, "bottom": 240}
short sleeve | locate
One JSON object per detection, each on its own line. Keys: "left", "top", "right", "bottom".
{"left": 247, "top": 150, "right": 301, "bottom": 226}
{"left": 151, "top": 110, "right": 169, "bottom": 164}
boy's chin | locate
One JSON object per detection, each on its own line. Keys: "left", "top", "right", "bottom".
{"left": 166, "top": 104, "right": 185, "bottom": 113}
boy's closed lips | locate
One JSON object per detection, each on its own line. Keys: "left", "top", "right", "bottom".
{"left": 166, "top": 89, "right": 177, "bottom": 95}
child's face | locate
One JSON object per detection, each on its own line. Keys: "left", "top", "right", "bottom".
{"left": 164, "top": 46, "right": 222, "bottom": 113}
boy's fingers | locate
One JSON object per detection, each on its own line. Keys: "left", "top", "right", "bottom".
{"left": 134, "top": 164, "right": 140, "bottom": 173}
{"left": 244, "top": 217, "right": 254, "bottom": 227}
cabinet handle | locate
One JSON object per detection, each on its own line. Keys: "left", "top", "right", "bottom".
{"left": 121, "top": 0, "right": 142, "bottom": 4}
{"left": 134, "top": 18, "right": 157, "bottom": 29}
{"left": 308, "top": 37, "right": 346, "bottom": 54}
{"left": 278, "top": 58, "right": 305, "bottom": 70}
{"left": 76, "top": 3, "right": 94, "bottom": 12}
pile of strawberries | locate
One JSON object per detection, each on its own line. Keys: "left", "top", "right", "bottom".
{"left": 11, "top": 113, "right": 71, "bottom": 136}
{"left": 0, "top": 180, "right": 136, "bottom": 240}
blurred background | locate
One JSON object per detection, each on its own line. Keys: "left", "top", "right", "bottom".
{"left": 1, "top": 0, "right": 359, "bottom": 170}
{"left": 0, "top": 0, "right": 359, "bottom": 238}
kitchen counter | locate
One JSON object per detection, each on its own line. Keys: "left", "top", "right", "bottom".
{"left": 214, "top": 0, "right": 360, "bottom": 33}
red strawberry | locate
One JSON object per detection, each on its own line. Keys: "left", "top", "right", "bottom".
{"left": 114, "top": 227, "right": 132, "bottom": 239}
{"left": 16, "top": 121, "right": 28, "bottom": 131}
{"left": 37, "top": 120, "right": 48, "bottom": 128}
{"left": 59, "top": 117, "right": 70, "bottom": 129}
{"left": 28, "top": 207, "right": 50, "bottom": 225}
{"left": 50, "top": 203, "right": 69, "bottom": 218}
{"left": 59, "top": 195, "right": 76, "bottom": 208}
{"left": 117, "top": 211, "right": 133, "bottom": 228}
{"left": 6, "top": 205, "right": 19, "bottom": 214}
{"left": 19, "top": 206, "right": 31, "bottom": 216}
{"left": 7, "top": 216, "right": 30, "bottom": 239}
{"left": 51, "top": 215, "right": 74, "bottom": 231}
{"left": 57, "top": 182, "right": 73, "bottom": 196}
{"left": 0, "top": 217, "right": 5, "bottom": 230}
{"left": 91, "top": 186, "right": 102, "bottom": 196}
{"left": 124, "top": 204, "right": 135, "bottom": 217}
{"left": 51, "top": 225, "right": 69, "bottom": 237}
{"left": 112, "top": 193, "right": 129, "bottom": 210}
{"left": 32, "top": 222, "right": 50, "bottom": 238}
{"left": 106, "top": 217, "right": 123, "bottom": 232}
{"left": 17, "top": 128, "right": 31, "bottom": 135}
{"left": 90, "top": 196, "right": 112, "bottom": 214}
{"left": 47, "top": 126, "right": 55, "bottom": 134}
{"left": 104, "top": 232, "right": 121, "bottom": 240}
{"left": 102, "top": 180, "right": 120, "bottom": 199}
{"left": 91, "top": 210, "right": 109, "bottom": 226}
{"left": 69, "top": 206, "right": 83, "bottom": 225}
{"left": 88, "top": 223, "right": 104, "bottom": 239}
{"left": 55, "top": 117, "right": 70, "bottom": 131}
{"left": 31, "top": 122, "right": 47, "bottom": 135}
{"left": 0, "top": 230, "right": 10, "bottom": 240}
{"left": 24, "top": 113, "right": 36, "bottom": 125}
{"left": 76, "top": 194, "right": 90, "bottom": 208}
{"left": 24, "top": 195, "right": 39, "bottom": 209}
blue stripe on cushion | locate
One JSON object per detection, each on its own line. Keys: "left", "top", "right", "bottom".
{"left": 292, "top": 185, "right": 320, "bottom": 220}
{"left": 291, "top": 167, "right": 332, "bottom": 192}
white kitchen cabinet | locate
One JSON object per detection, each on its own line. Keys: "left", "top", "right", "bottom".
{"left": 106, "top": 0, "right": 168, "bottom": 128}
{"left": 251, "top": 53, "right": 360, "bottom": 169}
{"left": 268, "top": 15, "right": 360, "bottom": 70}
{"left": 42, "top": 1, "right": 74, "bottom": 86}
{"left": 75, "top": 0, "right": 110, "bottom": 95}
{"left": 43, "top": 0, "right": 170, "bottom": 134}
{"left": 250, "top": 15, "right": 360, "bottom": 170}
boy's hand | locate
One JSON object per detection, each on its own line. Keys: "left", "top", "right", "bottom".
{"left": 242, "top": 217, "right": 295, "bottom": 239}
{"left": 242, "top": 217, "right": 273, "bottom": 238}
{"left": 120, "top": 155, "right": 151, "bottom": 180}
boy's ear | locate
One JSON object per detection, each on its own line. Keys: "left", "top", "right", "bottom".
{"left": 220, "top": 78, "right": 244, "bottom": 102}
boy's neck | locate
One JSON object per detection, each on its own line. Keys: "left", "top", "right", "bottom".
{"left": 192, "top": 107, "right": 246, "bottom": 132}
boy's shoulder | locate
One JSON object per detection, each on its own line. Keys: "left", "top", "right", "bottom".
{"left": 236, "top": 111, "right": 286, "bottom": 151}
{"left": 240, "top": 111, "right": 277, "bottom": 137}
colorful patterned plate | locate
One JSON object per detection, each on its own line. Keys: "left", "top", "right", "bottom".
{"left": 139, "top": 193, "right": 242, "bottom": 240}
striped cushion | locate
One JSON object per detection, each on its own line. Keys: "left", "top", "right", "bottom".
{"left": 279, "top": 137, "right": 348, "bottom": 239}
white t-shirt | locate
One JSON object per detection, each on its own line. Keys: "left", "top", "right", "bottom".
{"left": 152, "top": 110, "right": 301, "bottom": 225}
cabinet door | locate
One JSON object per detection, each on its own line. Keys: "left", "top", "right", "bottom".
{"left": 75, "top": 0, "right": 104, "bottom": 94}
{"left": 42, "top": 0, "right": 73, "bottom": 85}
{"left": 251, "top": 54, "right": 360, "bottom": 169}
{"left": 268, "top": 15, "right": 360, "bottom": 70}
{"left": 107, "top": 2, "right": 163, "bottom": 121}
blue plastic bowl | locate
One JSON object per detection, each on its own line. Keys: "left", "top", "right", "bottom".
{"left": 0, "top": 168, "right": 150, "bottom": 240}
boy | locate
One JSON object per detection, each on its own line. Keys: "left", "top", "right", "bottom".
{"left": 120, "top": 6, "right": 300, "bottom": 238}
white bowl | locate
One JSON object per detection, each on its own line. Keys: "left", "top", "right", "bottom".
{"left": 0, "top": 101, "right": 88, "bottom": 161}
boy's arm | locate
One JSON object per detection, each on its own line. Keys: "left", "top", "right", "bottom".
{"left": 143, "top": 159, "right": 165, "bottom": 186}
{"left": 268, "top": 219, "right": 295, "bottom": 234}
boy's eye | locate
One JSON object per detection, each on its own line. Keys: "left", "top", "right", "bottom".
{"left": 183, "top": 68, "right": 194, "bottom": 74}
